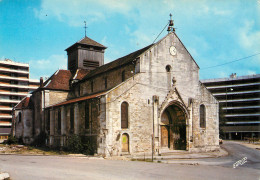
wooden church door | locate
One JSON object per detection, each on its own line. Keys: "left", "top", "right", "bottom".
{"left": 122, "top": 133, "right": 129, "bottom": 152}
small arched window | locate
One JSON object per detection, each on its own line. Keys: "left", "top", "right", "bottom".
{"left": 200, "top": 104, "right": 206, "bottom": 128}
{"left": 121, "top": 102, "right": 129, "bottom": 128}
{"left": 166, "top": 65, "right": 171, "bottom": 72}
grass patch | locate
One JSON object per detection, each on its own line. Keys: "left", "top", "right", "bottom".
{"left": 0, "top": 144, "right": 68, "bottom": 156}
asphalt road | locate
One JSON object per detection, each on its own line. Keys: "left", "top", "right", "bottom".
{"left": 220, "top": 141, "right": 260, "bottom": 169}
{"left": 0, "top": 141, "right": 259, "bottom": 180}
{"left": 166, "top": 141, "right": 260, "bottom": 169}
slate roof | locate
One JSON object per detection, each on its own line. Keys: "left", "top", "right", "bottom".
{"left": 81, "top": 44, "right": 153, "bottom": 81}
{"left": 65, "top": 36, "right": 106, "bottom": 51}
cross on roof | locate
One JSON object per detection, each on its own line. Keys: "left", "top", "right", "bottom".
{"left": 84, "top": 21, "right": 88, "bottom": 37}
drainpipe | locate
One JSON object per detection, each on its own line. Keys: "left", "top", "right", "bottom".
{"left": 152, "top": 95, "right": 159, "bottom": 155}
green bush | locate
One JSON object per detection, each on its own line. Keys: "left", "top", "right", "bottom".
{"left": 66, "top": 135, "right": 96, "bottom": 155}
{"left": 67, "top": 135, "right": 84, "bottom": 153}
{"left": 5, "top": 135, "right": 18, "bottom": 145}
{"left": 32, "top": 132, "right": 47, "bottom": 147}
{"left": 81, "top": 136, "right": 96, "bottom": 155}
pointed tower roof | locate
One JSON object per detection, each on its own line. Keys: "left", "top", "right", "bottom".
{"left": 65, "top": 36, "right": 107, "bottom": 51}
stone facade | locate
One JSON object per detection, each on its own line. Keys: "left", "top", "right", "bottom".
{"left": 14, "top": 32, "right": 219, "bottom": 156}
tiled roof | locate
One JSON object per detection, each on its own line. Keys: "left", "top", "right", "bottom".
{"left": 35, "top": 69, "right": 89, "bottom": 92}
{"left": 71, "top": 69, "right": 90, "bottom": 80}
{"left": 15, "top": 96, "right": 31, "bottom": 109}
{"left": 43, "top": 70, "right": 72, "bottom": 91}
{"left": 65, "top": 36, "right": 106, "bottom": 51}
{"left": 78, "top": 36, "right": 106, "bottom": 48}
{"left": 81, "top": 44, "right": 153, "bottom": 81}
{"left": 48, "top": 91, "right": 106, "bottom": 108}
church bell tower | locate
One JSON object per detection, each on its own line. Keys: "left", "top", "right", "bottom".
{"left": 65, "top": 36, "right": 107, "bottom": 72}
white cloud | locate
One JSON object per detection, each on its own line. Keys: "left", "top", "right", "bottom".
{"left": 238, "top": 20, "right": 260, "bottom": 51}
{"left": 29, "top": 54, "right": 67, "bottom": 79}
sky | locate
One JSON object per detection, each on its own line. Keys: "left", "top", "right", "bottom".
{"left": 0, "top": 0, "right": 259, "bottom": 80}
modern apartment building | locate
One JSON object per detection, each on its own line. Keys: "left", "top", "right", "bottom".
{"left": 0, "top": 59, "right": 39, "bottom": 142}
{"left": 201, "top": 74, "right": 260, "bottom": 140}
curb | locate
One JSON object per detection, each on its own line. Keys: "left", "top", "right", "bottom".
{"left": 0, "top": 172, "right": 10, "bottom": 180}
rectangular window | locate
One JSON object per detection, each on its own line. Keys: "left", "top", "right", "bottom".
{"left": 70, "top": 106, "right": 74, "bottom": 133}
{"left": 85, "top": 102, "right": 89, "bottom": 129}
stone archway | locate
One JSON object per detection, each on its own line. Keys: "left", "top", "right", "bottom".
{"left": 161, "top": 103, "right": 187, "bottom": 150}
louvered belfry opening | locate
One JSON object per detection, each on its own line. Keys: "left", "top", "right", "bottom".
{"left": 83, "top": 60, "right": 99, "bottom": 69}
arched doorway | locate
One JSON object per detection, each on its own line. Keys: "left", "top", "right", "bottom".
{"left": 161, "top": 103, "right": 187, "bottom": 150}
{"left": 122, "top": 133, "right": 129, "bottom": 152}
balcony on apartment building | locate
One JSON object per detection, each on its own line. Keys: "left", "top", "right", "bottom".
{"left": 0, "top": 107, "right": 13, "bottom": 111}
{"left": 0, "top": 83, "right": 38, "bottom": 90}
{"left": 0, "top": 67, "right": 29, "bottom": 75}
{"left": 0, "top": 90, "right": 28, "bottom": 96}
{"left": 0, "top": 75, "right": 29, "bottom": 82}
{"left": 0, "top": 60, "right": 29, "bottom": 67}
{"left": 205, "top": 82, "right": 260, "bottom": 90}
{"left": 0, "top": 114, "right": 12, "bottom": 119}
{"left": 0, "top": 121, "right": 12, "bottom": 126}
{"left": 0, "top": 99, "right": 21, "bottom": 104}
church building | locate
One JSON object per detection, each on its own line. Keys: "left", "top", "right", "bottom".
{"left": 13, "top": 22, "right": 219, "bottom": 156}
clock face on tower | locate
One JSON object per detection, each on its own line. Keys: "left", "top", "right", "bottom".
{"left": 169, "top": 46, "right": 177, "bottom": 56}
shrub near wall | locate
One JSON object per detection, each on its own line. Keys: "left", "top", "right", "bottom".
{"left": 66, "top": 135, "right": 97, "bottom": 155}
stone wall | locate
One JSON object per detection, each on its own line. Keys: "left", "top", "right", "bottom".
{"left": 14, "top": 109, "right": 33, "bottom": 144}
{"left": 105, "top": 75, "right": 154, "bottom": 156}
{"left": 31, "top": 32, "right": 219, "bottom": 156}
{"left": 190, "top": 83, "right": 219, "bottom": 152}
{"left": 48, "top": 90, "right": 69, "bottom": 106}
{"left": 47, "top": 98, "right": 102, "bottom": 150}
{"left": 79, "top": 64, "right": 135, "bottom": 96}
{"left": 101, "top": 32, "right": 219, "bottom": 156}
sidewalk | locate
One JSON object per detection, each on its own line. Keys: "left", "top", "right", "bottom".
{"left": 230, "top": 140, "right": 260, "bottom": 150}
{"left": 106, "top": 147, "right": 228, "bottom": 163}
{"left": 133, "top": 146, "right": 228, "bottom": 160}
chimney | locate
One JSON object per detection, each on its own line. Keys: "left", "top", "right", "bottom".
{"left": 40, "top": 77, "right": 43, "bottom": 88}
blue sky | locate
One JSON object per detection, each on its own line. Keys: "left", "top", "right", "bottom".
{"left": 0, "top": 0, "right": 259, "bottom": 80}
